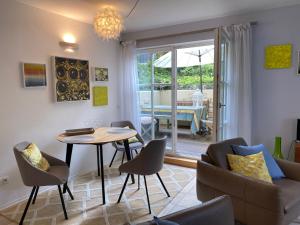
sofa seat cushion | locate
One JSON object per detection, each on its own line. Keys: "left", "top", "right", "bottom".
{"left": 273, "top": 178, "right": 300, "bottom": 213}
{"left": 207, "top": 138, "right": 247, "bottom": 169}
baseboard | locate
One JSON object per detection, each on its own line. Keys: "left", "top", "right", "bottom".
{"left": 0, "top": 186, "right": 54, "bottom": 211}
{"left": 164, "top": 155, "right": 197, "bottom": 169}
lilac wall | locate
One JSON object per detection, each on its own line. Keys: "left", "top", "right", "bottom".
{"left": 251, "top": 6, "right": 300, "bottom": 158}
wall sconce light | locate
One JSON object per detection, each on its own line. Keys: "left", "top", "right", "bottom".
{"left": 59, "top": 34, "right": 79, "bottom": 52}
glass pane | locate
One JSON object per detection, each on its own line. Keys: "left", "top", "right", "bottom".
{"left": 137, "top": 51, "right": 173, "bottom": 152}
{"left": 153, "top": 51, "right": 173, "bottom": 151}
{"left": 218, "top": 30, "right": 230, "bottom": 141}
{"left": 137, "top": 53, "right": 156, "bottom": 142}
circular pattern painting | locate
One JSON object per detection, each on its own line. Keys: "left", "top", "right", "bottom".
{"left": 54, "top": 57, "right": 90, "bottom": 102}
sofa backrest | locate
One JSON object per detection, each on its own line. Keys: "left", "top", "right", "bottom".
{"left": 134, "top": 195, "right": 234, "bottom": 225}
{"left": 207, "top": 137, "right": 247, "bottom": 169}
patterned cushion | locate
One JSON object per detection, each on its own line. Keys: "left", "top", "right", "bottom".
{"left": 231, "top": 144, "right": 285, "bottom": 179}
{"left": 22, "top": 143, "right": 50, "bottom": 171}
{"left": 227, "top": 152, "right": 272, "bottom": 183}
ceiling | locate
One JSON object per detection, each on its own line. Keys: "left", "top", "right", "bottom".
{"left": 17, "top": 0, "right": 300, "bottom": 33}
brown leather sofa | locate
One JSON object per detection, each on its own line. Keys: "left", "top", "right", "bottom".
{"left": 135, "top": 195, "right": 235, "bottom": 225}
{"left": 197, "top": 137, "right": 300, "bottom": 225}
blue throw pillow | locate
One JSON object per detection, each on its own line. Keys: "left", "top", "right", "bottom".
{"left": 153, "top": 216, "right": 179, "bottom": 225}
{"left": 231, "top": 144, "right": 285, "bottom": 180}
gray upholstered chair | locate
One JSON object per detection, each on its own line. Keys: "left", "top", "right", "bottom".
{"left": 117, "top": 137, "right": 170, "bottom": 214}
{"left": 110, "top": 121, "right": 144, "bottom": 168}
{"left": 14, "top": 142, "right": 74, "bottom": 225}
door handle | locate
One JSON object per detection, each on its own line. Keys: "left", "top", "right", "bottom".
{"left": 219, "top": 103, "right": 226, "bottom": 108}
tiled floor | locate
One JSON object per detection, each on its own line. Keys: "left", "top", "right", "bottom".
{"left": 3, "top": 163, "right": 300, "bottom": 225}
{"left": 0, "top": 164, "right": 196, "bottom": 225}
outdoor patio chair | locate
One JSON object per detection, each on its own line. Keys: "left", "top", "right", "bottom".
{"left": 141, "top": 116, "right": 157, "bottom": 140}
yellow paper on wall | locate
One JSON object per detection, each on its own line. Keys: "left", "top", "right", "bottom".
{"left": 93, "top": 86, "right": 108, "bottom": 106}
{"left": 265, "top": 44, "right": 292, "bottom": 69}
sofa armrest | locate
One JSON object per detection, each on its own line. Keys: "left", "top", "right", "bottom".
{"left": 276, "top": 159, "right": 300, "bottom": 181}
{"left": 244, "top": 178, "right": 283, "bottom": 212}
{"left": 197, "top": 160, "right": 283, "bottom": 213}
{"left": 134, "top": 195, "right": 234, "bottom": 225}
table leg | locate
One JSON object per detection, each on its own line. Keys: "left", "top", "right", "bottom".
{"left": 97, "top": 147, "right": 100, "bottom": 176}
{"left": 124, "top": 139, "right": 135, "bottom": 184}
{"left": 98, "top": 144, "right": 106, "bottom": 205}
{"left": 63, "top": 144, "right": 73, "bottom": 193}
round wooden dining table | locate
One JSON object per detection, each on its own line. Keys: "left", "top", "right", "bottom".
{"left": 56, "top": 127, "right": 137, "bottom": 205}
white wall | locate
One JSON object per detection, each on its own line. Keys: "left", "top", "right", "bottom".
{"left": 0, "top": 0, "right": 121, "bottom": 208}
{"left": 123, "top": 4, "right": 300, "bottom": 158}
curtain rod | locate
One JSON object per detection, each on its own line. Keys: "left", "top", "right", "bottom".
{"left": 121, "top": 21, "right": 257, "bottom": 43}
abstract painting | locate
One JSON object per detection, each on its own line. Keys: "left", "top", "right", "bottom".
{"left": 95, "top": 67, "right": 108, "bottom": 81}
{"left": 53, "top": 56, "right": 90, "bottom": 102}
{"left": 22, "top": 63, "right": 46, "bottom": 87}
{"left": 93, "top": 86, "right": 108, "bottom": 106}
{"left": 265, "top": 44, "right": 292, "bottom": 69}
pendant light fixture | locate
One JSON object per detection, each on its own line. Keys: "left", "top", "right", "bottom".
{"left": 93, "top": 0, "right": 140, "bottom": 40}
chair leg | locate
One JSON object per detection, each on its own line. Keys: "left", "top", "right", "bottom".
{"left": 117, "top": 173, "right": 130, "bottom": 203}
{"left": 144, "top": 176, "right": 151, "bottom": 214}
{"left": 65, "top": 184, "right": 74, "bottom": 200}
{"left": 109, "top": 149, "right": 118, "bottom": 167}
{"left": 32, "top": 186, "right": 39, "bottom": 204}
{"left": 134, "top": 149, "right": 138, "bottom": 155}
{"left": 138, "top": 175, "right": 140, "bottom": 190}
{"left": 156, "top": 173, "right": 170, "bottom": 197}
{"left": 58, "top": 185, "right": 68, "bottom": 220}
{"left": 19, "top": 186, "right": 36, "bottom": 225}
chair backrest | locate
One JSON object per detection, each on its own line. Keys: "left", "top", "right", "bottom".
{"left": 111, "top": 120, "right": 144, "bottom": 144}
{"left": 133, "top": 137, "right": 167, "bottom": 175}
{"left": 206, "top": 137, "right": 247, "bottom": 169}
{"left": 14, "top": 141, "right": 39, "bottom": 186}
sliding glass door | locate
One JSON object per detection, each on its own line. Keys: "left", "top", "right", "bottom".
{"left": 137, "top": 39, "right": 216, "bottom": 157}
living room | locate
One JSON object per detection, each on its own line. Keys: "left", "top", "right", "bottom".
{"left": 1, "top": 0, "right": 300, "bottom": 225}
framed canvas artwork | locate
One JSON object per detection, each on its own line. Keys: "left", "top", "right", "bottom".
{"left": 265, "top": 44, "right": 292, "bottom": 69}
{"left": 22, "top": 63, "right": 46, "bottom": 87}
{"left": 53, "top": 56, "right": 90, "bottom": 102}
{"left": 93, "top": 86, "right": 108, "bottom": 106}
{"left": 94, "top": 67, "right": 108, "bottom": 81}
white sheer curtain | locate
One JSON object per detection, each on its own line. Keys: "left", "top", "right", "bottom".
{"left": 223, "top": 23, "right": 252, "bottom": 143}
{"left": 119, "top": 41, "right": 141, "bottom": 132}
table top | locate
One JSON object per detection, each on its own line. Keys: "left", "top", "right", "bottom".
{"left": 57, "top": 127, "right": 137, "bottom": 144}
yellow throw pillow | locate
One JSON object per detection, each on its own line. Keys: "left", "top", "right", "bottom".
{"left": 227, "top": 152, "right": 272, "bottom": 183}
{"left": 22, "top": 143, "right": 50, "bottom": 171}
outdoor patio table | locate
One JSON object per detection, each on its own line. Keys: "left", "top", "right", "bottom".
{"left": 141, "top": 105, "right": 206, "bottom": 135}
